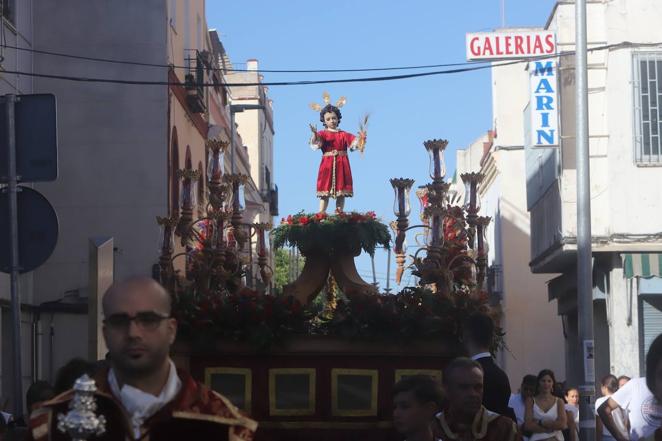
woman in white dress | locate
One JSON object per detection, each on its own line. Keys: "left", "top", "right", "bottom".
{"left": 524, "top": 369, "right": 568, "bottom": 441}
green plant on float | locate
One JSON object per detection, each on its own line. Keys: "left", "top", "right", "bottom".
{"left": 273, "top": 211, "right": 390, "bottom": 256}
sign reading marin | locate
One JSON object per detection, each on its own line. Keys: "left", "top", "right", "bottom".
{"left": 529, "top": 60, "right": 558, "bottom": 146}
{"left": 465, "top": 30, "right": 558, "bottom": 147}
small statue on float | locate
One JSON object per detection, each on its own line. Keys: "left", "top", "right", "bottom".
{"left": 309, "top": 92, "right": 368, "bottom": 213}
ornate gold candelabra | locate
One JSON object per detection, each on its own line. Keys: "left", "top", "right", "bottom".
{"left": 176, "top": 167, "right": 202, "bottom": 241}
{"left": 156, "top": 214, "right": 179, "bottom": 291}
{"left": 475, "top": 215, "right": 491, "bottom": 289}
{"left": 224, "top": 173, "right": 249, "bottom": 250}
{"left": 254, "top": 222, "right": 273, "bottom": 287}
{"left": 390, "top": 178, "right": 414, "bottom": 284}
{"left": 156, "top": 138, "right": 273, "bottom": 293}
{"left": 390, "top": 138, "right": 488, "bottom": 295}
{"left": 460, "top": 172, "right": 482, "bottom": 249}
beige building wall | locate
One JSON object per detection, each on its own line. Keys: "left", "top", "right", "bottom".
{"left": 226, "top": 59, "right": 277, "bottom": 287}
{"left": 490, "top": 49, "right": 565, "bottom": 385}
{"left": 452, "top": 35, "right": 565, "bottom": 386}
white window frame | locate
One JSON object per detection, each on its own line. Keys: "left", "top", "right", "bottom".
{"left": 633, "top": 52, "right": 662, "bottom": 165}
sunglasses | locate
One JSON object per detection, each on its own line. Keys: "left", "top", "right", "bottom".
{"left": 103, "top": 312, "right": 171, "bottom": 331}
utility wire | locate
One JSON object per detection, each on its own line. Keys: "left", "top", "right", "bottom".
{"left": 0, "top": 43, "right": 489, "bottom": 73}
{"left": 2, "top": 41, "right": 659, "bottom": 75}
{"left": 0, "top": 42, "right": 659, "bottom": 88}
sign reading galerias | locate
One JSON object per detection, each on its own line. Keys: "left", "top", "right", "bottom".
{"left": 466, "top": 31, "right": 556, "bottom": 60}
{"left": 465, "top": 30, "right": 559, "bottom": 146}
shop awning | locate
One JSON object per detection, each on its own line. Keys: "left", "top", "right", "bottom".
{"left": 623, "top": 253, "right": 662, "bottom": 279}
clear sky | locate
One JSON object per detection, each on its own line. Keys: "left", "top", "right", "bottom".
{"left": 207, "top": 0, "right": 557, "bottom": 290}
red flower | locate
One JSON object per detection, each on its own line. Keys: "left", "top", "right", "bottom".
{"left": 286, "top": 215, "right": 294, "bottom": 225}
{"left": 366, "top": 211, "right": 377, "bottom": 219}
{"left": 314, "top": 212, "right": 327, "bottom": 221}
{"left": 299, "top": 216, "right": 310, "bottom": 225}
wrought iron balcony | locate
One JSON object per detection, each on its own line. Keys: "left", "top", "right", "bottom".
{"left": 185, "top": 49, "right": 208, "bottom": 114}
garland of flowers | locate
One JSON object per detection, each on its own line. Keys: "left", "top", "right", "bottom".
{"left": 173, "top": 285, "right": 502, "bottom": 351}
{"left": 272, "top": 211, "right": 390, "bottom": 256}
{"left": 174, "top": 285, "right": 310, "bottom": 350}
{"left": 173, "top": 208, "right": 503, "bottom": 351}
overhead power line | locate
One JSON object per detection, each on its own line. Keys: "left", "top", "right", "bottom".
{"left": 0, "top": 42, "right": 658, "bottom": 88}
{"left": 0, "top": 43, "right": 489, "bottom": 73}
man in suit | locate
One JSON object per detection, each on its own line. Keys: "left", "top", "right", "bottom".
{"left": 462, "top": 312, "right": 516, "bottom": 421}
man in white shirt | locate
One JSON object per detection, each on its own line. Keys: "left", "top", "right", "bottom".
{"left": 508, "top": 375, "right": 537, "bottom": 440}
{"left": 27, "top": 276, "right": 256, "bottom": 441}
{"left": 598, "top": 376, "right": 662, "bottom": 441}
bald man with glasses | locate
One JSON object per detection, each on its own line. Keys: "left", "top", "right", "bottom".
{"left": 27, "top": 276, "right": 256, "bottom": 441}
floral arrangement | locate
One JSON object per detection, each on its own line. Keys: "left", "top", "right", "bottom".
{"left": 173, "top": 285, "right": 501, "bottom": 351}
{"left": 174, "top": 286, "right": 310, "bottom": 350}
{"left": 172, "top": 207, "right": 502, "bottom": 351}
{"left": 272, "top": 211, "right": 390, "bottom": 256}
{"left": 319, "top": 287, "right": 494, "bottom": 342}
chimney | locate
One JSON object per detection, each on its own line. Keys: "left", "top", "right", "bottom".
{"left": 246, "top": 59, "right": 259, "bottom": 71}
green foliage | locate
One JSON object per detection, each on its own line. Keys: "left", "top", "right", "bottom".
{"left": 273, "top": 211, "right": 390, "bottom": 256}
{"left": 273, "top": 248, "right": 305, "bottom": 291}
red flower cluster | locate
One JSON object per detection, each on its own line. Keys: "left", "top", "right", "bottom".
{"left": 280, "top": 211, "right": 378, "bottom": 226}
{"left": 443, "top": 206, "right": 468, "bottom": 245}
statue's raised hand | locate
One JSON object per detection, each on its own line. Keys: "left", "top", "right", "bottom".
{"left": 309, "top": 124, "right": 321, "bottom": 144}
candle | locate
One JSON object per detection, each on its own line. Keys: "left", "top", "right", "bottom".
{"left": 433, "top": 147, "right": 441, "bottom": 179}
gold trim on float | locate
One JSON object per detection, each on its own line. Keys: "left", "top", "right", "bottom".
{"left": 331, "top": 368, "right": 378, "bottom": 417}
{"left": 268, "top": 368, "right": 316, "bottom": 416}
{"left": 204, "top": 367, "right": 253, "bottom": 413}
{"left": 172, "top": 411, "right": 245, "bottom": 427}
{"left": 259, "top": 421, "right": 393, "bottom": 430}
{"left": 394, "top": 369, "right": 443, "bottom": 383}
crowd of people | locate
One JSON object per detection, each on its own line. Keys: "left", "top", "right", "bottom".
{"left": 0, "top": 276, "right": 661, "bottom": 440}
{"left": 392, "top": 312, "right": 662, "bottom": 441}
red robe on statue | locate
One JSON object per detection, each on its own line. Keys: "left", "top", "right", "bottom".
{"left": 314, "top": 129, "right": 355, "bottom": 198}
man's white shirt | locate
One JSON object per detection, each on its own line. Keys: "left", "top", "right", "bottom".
{"left": 611, "top": 377, "right": 662, "bottom": 440}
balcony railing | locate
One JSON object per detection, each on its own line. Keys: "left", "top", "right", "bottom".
{"left": 185, "top": 49, "right": 208, "bottom": 114}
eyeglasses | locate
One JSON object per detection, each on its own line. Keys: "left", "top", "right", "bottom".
{"left": 103, "top": 312, "right": 171, "bottom": 331}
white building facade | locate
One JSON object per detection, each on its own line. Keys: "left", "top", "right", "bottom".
{"left": 453, "top": 39, "right": 566, "bottom": 386}
{"left": 526, "top": 0, "right": 662, "bottom": 384}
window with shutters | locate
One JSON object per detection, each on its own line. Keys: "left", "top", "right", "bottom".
{"left": 640, "top": 296, "right": 662, "bottom": 368}
{"left": 634, "top": 53, "right": 662, "bottom": 164}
